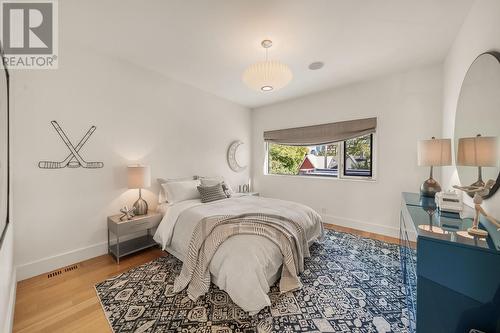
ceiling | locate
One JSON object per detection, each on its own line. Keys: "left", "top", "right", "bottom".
{"left": 62, "top": 0, "right": 474, "bottom": 108}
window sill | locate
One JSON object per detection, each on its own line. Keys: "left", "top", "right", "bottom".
{"left": 263, "top": 173, "right": 377, "bottom": 183}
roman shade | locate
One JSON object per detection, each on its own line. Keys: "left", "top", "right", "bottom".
{"left": 263, "top": 117, "right": 377, "bottom": 146}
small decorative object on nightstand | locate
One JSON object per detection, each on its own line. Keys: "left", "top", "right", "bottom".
{"left": 119, "top": 205, "right": 136, "bottom": 221}
{"left": 417, "top": 137, "right": 452, "bottom": 198}
{"left": 107, "top": 212, "right": 162, "bottom": 263}
{"left": 128, "top": 165, "right": 151, "bottom": 215}
{"left": 238, "top": 184, "right": 250, "bottom": 193}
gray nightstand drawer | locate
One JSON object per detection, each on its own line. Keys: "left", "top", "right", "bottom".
{"left": 107, "top": 213, "right": 162, "bottom": 237}
{"left": 118, "top": 218, "right": 157, "bottom": 235}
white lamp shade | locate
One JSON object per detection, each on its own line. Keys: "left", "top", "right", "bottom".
{"left": 127, "top": 165, "right": 151, "bottom": 189}
{"left": 242, "top": 60, "right": 293, "bottom": 92}
{"left": 417, "top": 138, "right": 452, "bottom": 166}
{"left": 457, "top": 136, "right": 497, "bottom": 167}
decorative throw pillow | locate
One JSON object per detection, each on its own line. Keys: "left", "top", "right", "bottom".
{"left": 200, "top": 176, "right": 233, "bottom": 197}
{"left": 197, "top": 183, "right": 227, "bottom": 203}
{"left": 221, "top": 182, "right": 232, "bottom": 198}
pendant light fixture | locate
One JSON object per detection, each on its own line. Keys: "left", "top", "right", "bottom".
{"left": 242, "top": 39, "right": 293, "bottom": 92}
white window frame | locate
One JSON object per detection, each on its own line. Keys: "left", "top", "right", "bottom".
{"left": 264, "top": 132, "right": 377, "bottom": 181}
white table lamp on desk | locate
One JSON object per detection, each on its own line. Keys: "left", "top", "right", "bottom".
{"left": 128, "top": 165, "right": 151, "bottom": 215}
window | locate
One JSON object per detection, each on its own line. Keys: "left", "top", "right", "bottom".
{"left": 264, "top": 117, "right": 376, "bottom": 179}
{"left": 344, "top": 134, "right": 373, "bottom": 177}
{"left": 267, "top": 133, "right": 374, "bottom": 179}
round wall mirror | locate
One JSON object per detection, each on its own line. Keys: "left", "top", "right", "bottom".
{"left": 455, "top": 51, "right": 500, "bottom": 199}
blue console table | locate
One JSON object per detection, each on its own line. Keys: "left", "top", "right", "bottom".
{"left": 400, "top": 192, "right": 500, "bottom": 333}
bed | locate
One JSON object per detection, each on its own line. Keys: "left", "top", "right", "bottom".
{"left": 153, "top": 194, "right": 324, "bottom": 314}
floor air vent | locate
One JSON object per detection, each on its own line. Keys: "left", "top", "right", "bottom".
{"left": 47, "top": 270, "right": 62, "bottom": 278}
{"left": 47, "top": 264, "right": 79, "bottom": 278}
{"left": 64, "top": 264, "right": 79, "bottom": 272}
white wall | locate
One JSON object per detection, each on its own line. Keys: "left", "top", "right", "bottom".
{"left": 11, "top": 45, "right": 251, "bottom": 280}
{"left": 12, "top": 0, "right": 500, "bottom": 283}
{"left": 0, "top": 224, "right": 15, "bottom": 333}
{"left": 442, "top": 0, "right": 500, "bottom": 218}
{"left": 252, "top": 65, "right": 443, "bottom": 237}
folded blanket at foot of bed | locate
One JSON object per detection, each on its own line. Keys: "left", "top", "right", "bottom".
{"left": 173, "top": 213, "right": 309, "bottom": 300}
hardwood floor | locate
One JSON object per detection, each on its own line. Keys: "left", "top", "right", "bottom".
{"left": 13, "top": 248, "right": 166, "bottom": 333}
{"left": 13, "top": 224, "right": 401, "bottom": 333}
{"left": 324, "top": 223, "right": 401, "bottom": 245}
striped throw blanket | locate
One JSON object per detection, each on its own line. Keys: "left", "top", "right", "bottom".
{"left": 173, "top": 213, "right": 310, "bottom": 301}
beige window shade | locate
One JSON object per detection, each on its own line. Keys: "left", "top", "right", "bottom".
{"left": 263, "top": 117, "right": 377, "bottom": 146}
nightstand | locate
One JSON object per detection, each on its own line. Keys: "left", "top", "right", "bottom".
{"left": 107, "top": 212, "right": 162, "bottom": 263}
{"left": 236, "top": 192, "right": 260, "bottom": 197}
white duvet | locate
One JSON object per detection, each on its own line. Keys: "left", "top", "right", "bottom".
{"left": 153, "top": 195, "right": 323, "bottom": 314}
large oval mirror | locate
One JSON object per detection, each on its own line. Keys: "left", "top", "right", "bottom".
{"left": 455, "top": 51, "right": 500, "bottom": 199}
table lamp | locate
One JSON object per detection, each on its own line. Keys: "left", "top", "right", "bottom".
{"left": 457, "top": 134, "right": 497, "bottom": 187}
{"left": 127, "top": 165, "right": 151, "bottom": 215}
{"left": 417, "top": 137, "right": 452, "bottom": 197}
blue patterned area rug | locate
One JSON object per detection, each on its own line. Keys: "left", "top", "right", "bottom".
{"left": 95, "top": 230, "right": 411, "bottom": 332}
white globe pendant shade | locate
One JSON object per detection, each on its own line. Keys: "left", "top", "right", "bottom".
{"left": 242, "top": 60, "right": 293, "bottom": 92}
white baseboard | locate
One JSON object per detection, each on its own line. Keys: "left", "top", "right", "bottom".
{"left": 16, "top": 241, "right": 108, "bottom": 281}
{"left": 322, "top": 214, "right": 399, "bottom": 239}
{"left": 4, "top": 270, "right": 16, "bottom": 333}
{"left": 16, "top": 230, "right": 156, "bottom": 281}
{"left": 15, "top": 218, "right": 398, "bottom": 282}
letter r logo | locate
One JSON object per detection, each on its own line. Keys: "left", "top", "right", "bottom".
{"left": 2, "top": 2, "right": 53, "bottom": 54}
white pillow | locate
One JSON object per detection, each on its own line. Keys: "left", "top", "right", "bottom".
{"left": 200, "top": 177, "right": 221, "bottom": 187}
{"left": 161, "top": 179, "right": 200, "bottom": 204}
{"left": 200, "top": 176, "right": 234, "bottom": 194}
{"left": 157, "top": 177, "right": 194, "bottom": 203}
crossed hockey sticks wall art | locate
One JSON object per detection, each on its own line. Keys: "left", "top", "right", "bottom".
{"left": 38, "top": 121, "right": 104, "bottom": 169}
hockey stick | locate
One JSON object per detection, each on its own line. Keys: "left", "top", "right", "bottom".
{"left": 51, "top": 121, "right": 104, "bottom": 169}
{"left": 38, "top": 126, "right": 96, "bottom": 169}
